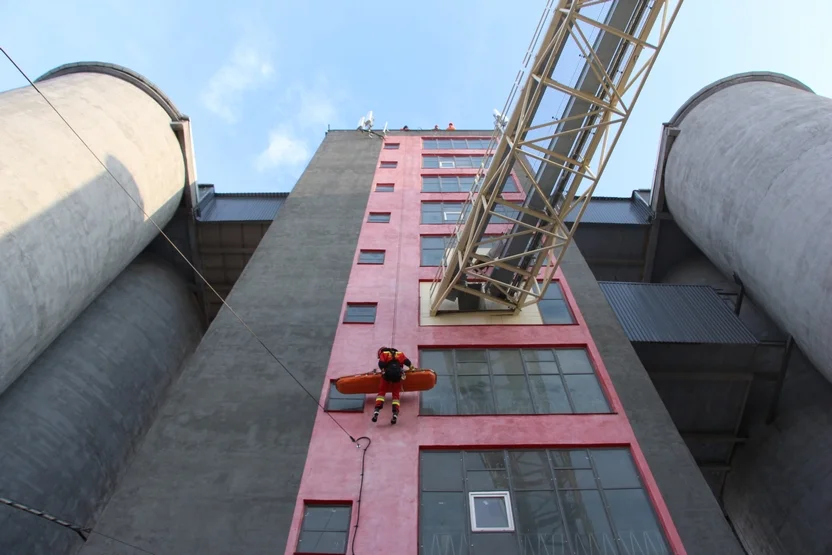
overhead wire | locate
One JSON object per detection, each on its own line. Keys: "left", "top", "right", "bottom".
{"left": 0, "top": 46, "right": 371, "bottom": 553}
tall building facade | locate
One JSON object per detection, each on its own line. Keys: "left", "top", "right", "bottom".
{"left": 280, "top": 131, "right": 694, "bottom": 555}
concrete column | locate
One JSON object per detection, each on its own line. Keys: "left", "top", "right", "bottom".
{"left": 0, "top": 255, "right": 202, "bottom": 555}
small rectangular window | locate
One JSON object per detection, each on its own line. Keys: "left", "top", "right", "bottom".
{"left": 439, "top": 160, "right": 455, "bottom": 169}
{"left": 325, "top": 382, "right": 365, "bottom": 412}
{"left": 380, "top": 161, "right": 397, "bottom": 168}
{"left": 367, "top": 212, "right": 390, "bottom": 223}
{"left": 375, "top": 183, "right": 394, "bottom": 192}
{"left": 344, "top": 303, "right": 377, "bottom": 323}
{"left": 358, "top": 250, "right": 385, "bottom": 264}
{"left": 296, "top": 503, "right": 351, "bottom": 554}
{"left": 468, "top": 491, "right": 515, "bottom": 532}
{"left": 383, "top": 143, "right": 400, "bottom": 149}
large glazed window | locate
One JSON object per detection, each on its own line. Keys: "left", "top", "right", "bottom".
{"left": 296, "top": 503, "right": 352, "bottom": 554}
{"left": 418, "top": 448, "right": 671, "bottom": 555}
{"left": 423, "top": 138, "right": 492, "bottom": 150}
{"left": 422, "top": 174, "right": 517, "bottom": 193}
{"left": 419, "top": 348, "right": 610, "bottom": 415}
{"left": 421, "top": 201, "right": 518, "bottom": 225}
{"left": 422, "top": 155, "right": 493, "bottom": 169}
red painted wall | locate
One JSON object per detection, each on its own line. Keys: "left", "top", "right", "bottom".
{"left": 284, "top": 135, "right": 687, "bottom": 555}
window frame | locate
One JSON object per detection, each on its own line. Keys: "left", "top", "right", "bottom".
{"left": 383, "top": 142, "right": 400, "bottom": 150}
{"left": 296, "top": 502, "right": 352, "bottom": 554}
{"left": 367, "top": 212, "right": 391, "bottom": 223}
{"left": 357, "top": 250, "right": 385, "bottom": 265}
{"left": 421, "top": 174, "right": 517, "bottom": 193}
{"left": 468, "top": 491, "right": 515, "bottom": 533}
{"left": 420, "top": 235, "right": 452, "bottom": 267}
{"left": 538, "top": 281, "right": 576, "bottom": 325}
{"left": 422, "top": 137, "right": 492, "bottom": 150}
{"left": 375, "top": 183, "right": 395, "bottom": 193}
{"left": 379, "top": 160, "right": 398, "bottom": 169}
{"left": 343, "top": 303, "right": 377, "bottom": 324}
{"left": 422, "top": 155, "right": 493, "bottom": 169}
{"left": 421, "top": 201, "right": 518, "bottom": 225}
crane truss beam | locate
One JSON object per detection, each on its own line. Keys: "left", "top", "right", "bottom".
{"left": 429, "top": 0, "right": 683, "bottom": 316}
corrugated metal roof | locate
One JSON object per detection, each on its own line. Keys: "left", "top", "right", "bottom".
{"left": 197, "top": 191, "right": 288, "bottom": 222}
{"left": 598, "top": 282, "right": 758, "bottom": 344}
{"left": 564, "top": 195, "right": 652, "bottom": 225}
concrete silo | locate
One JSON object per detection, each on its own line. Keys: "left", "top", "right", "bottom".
{"left": 0, "top": 62, "right": 188, "bottom": 393}
{"left": 662, "top": 71, "right": 832, "bottom": 384}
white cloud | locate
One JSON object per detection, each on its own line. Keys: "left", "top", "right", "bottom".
{"left": 201, "top": 43, "right": 274, "bottom": 123}
{"left": 254, "top": 75, "right": 344, "bottom": 175}
{"left": 255, "top": 127, "right": 310, "bottom": 172}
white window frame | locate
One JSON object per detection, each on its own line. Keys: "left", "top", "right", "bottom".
{"left": 443, "top": 210, "right": 461, "bottom": 223}
{"left": 468, "top": 491, "right": 515, "bottom": 533}
{"left": 439, "top": 159, "right": 455, "bottom": 168}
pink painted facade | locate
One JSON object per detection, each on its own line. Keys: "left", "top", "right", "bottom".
{"left": 284, "top": 134, "right": 687, "bottom": 555}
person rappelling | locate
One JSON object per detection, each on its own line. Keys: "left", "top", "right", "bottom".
{"left": 372, "top": 346, "right": 413, "bottom": 424}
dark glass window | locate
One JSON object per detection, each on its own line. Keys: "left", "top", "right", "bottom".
{"left": 358, "top": 250, "right": 385, "bottom": 264}
{"left": 367, "top": 212, "right": 391, "bottom": 223}
{"left": 324, "top": 382, "right": 364, "bottom": 412}
{"left": 344, "top": 303, "right": 376, "bottom": 323}
{"left": 383, "top": 142, "right": 400, "bottom": 149}
{"left": 422, "top": 155, "right": 493, "bottom": 169}
{"left": 380, "top": 161, "right": 397, "bottom": 168}
{"left": 421, "top": 175, "right": 517, "bottom": 193}
{"left": 419, "top": 348, "right": 610, "bottom": 415}
{"left": 376, "top": 183, "right": 395, "bottom": 192}
{"left": 423, "top": 138, "right": 492, "bottom": 150}
{"left": 418, "top": 449, "right": 671, "bottom": 555}
{"left": 297, "top": 503, "right": 351, "bottom": 554}
{"left": 538, "top": 282, "right": 575, "bottom": 324}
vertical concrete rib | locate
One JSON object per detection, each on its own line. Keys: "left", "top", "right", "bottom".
{"left": 0, "top": 255, "right": 202, "bottom": 555}
{"left": 78, "top": 131, "right": 381, "bottom": 555}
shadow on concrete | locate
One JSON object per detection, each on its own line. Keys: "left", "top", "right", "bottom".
{"left": 0, "top": 157, "right": 194, "bottom": 555}
{"left": 0, "top": 154, "right": 182, "bottom": 393}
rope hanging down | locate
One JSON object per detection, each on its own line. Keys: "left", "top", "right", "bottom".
{"left": 0, "top": 46, "right": 371, "bottom": 553}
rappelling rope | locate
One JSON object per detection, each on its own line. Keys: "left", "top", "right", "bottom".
{"left": 0, "top": 45, "right": 370, "bottom": 554}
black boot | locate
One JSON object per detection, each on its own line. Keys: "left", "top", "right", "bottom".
{"left": 372, "top": 410, "right": 379, "bottom": 423}
{"left": 391, "top": 411, "right": 398, "bottom": 425}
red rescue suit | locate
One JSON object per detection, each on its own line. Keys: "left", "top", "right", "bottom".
{"left": 376, "top": 348, "right": 412, "bottom": 415}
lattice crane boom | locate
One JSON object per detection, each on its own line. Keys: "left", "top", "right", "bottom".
{"left": 429, "top": 0, "right": 684, "bottom": 316}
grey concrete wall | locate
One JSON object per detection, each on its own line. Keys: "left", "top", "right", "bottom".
{"left": 0, "top": 70, "right": 185, "bottom": 393}
{"left": 560, "top": 243, "right": 745, "bottom": 555}
{"left": 724, "top": 346, "right": 832, "bottom": 555}
{"left": 661, "top": 254, "right": 832, "bottom": 555}
{"left": 0, "top": 255, "right": 202, "bottom": 555}
{"left": 663, "top": 77, "right": 832, "bottom": 384}
{"left": 79, "top": 130, "right": 380, "bottom": 555}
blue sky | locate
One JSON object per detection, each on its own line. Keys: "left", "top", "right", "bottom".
{"left": 2, "top": 0, "right": 831, "bottom": 196}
